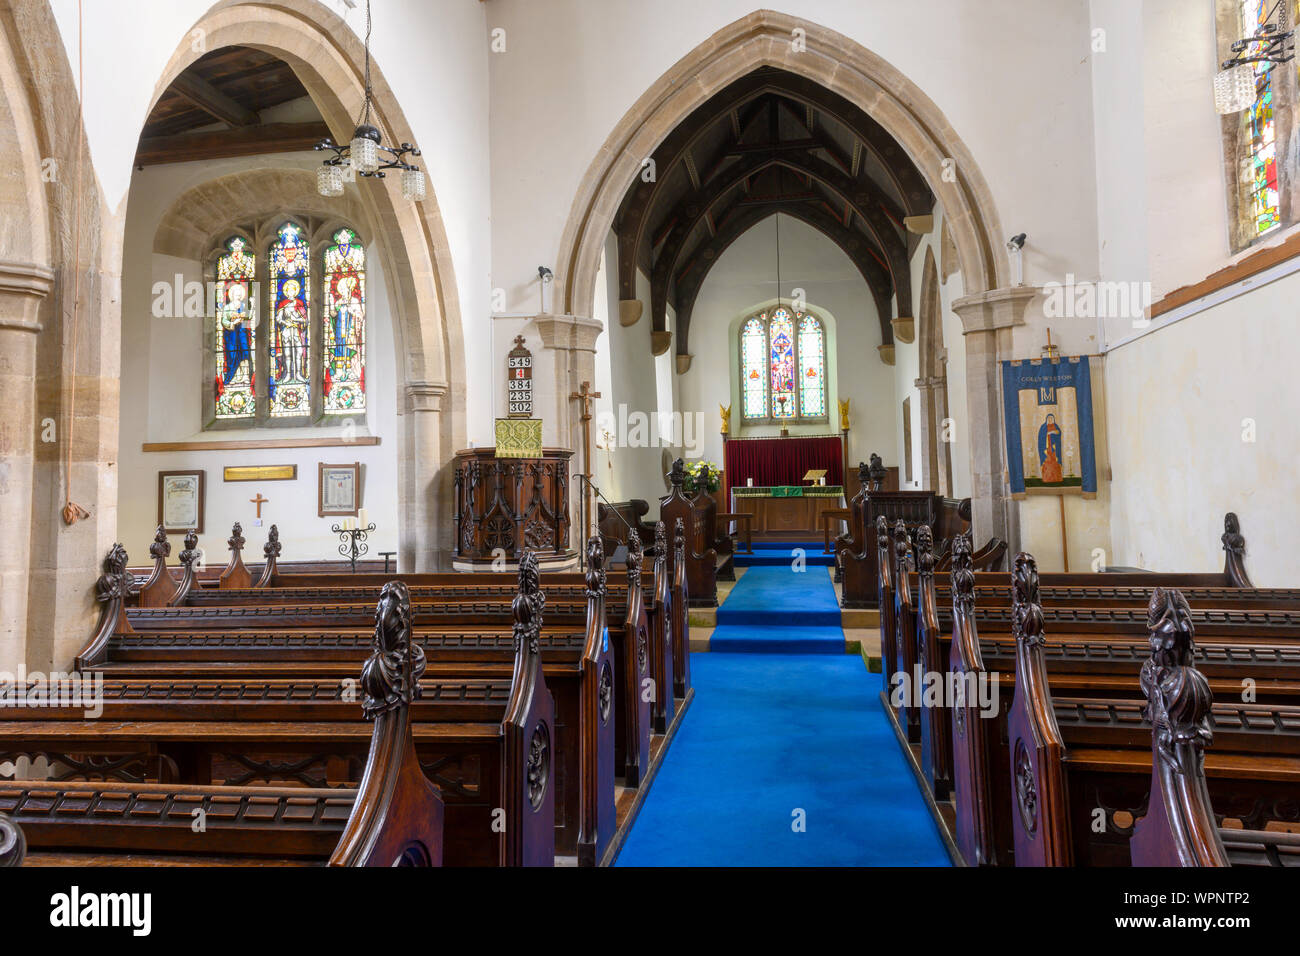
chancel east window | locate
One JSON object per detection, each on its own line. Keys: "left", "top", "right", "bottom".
{"left": 207, "top": 220, "right": 367, "bottom": 428}
{"left": 739, "top": 307, "right": 827, "bottom": 423}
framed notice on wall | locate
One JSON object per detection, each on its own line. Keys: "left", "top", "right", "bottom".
{"left": 158, "top": 470, "right": 205, "bottom": 533}
{"left": 506, "top": 335, "right": 533, "bottom": 418}
{"left": 318, "top": 462, "right": 363, "bottom": 517}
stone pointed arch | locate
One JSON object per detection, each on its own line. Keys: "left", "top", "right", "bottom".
{"left": 555, "top": 9, "right": 1007, "bottom": 321}
{"left": 915, "top": 247, "right": 953, "bottom": 496}
{"left": 142, "top": 0, "right": 467, "bottom": 569}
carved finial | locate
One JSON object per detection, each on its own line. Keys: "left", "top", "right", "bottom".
{"left": 951, "top": 532, "right": 975, "bottom": 613}
{"left": 892, "top": 519, "right": 910, "bottom": 565}
{"left": 95, "top": 544, "right": 134, "bottom": 603}
{"left": 149, "top": 526, "right": 170, "bottom": 560}
{"left": 668, "top": 457, "right": 686, "bottom": 489}
{"left": 1142, "top": 588, "right": 1213, "bottom": 774}
{"left": 869, "top": 453, "right": 886, "bottom": 488}
{"left": 857, "top": 461, "right": 870, "bottom": 484}
{"left": 179, "top": 530, "right": 200, "bottom": 568}
{"left": 360, "top": 580, "right": 426, "bottom": 719}
{"left": 627, "top": 529, "right": 644, "bottom": 582}
{"left": 655, "top": 519, "right": 667, "bottom": 557}
{"left": 512, "top": 550, "right": 545, "bottom": 656}
{"left": 674, "top": 516, "right": 686, "bottom": 554}
{"left": 875, "top": 514, "right": 889, "bottom": 551}
{"left": 228, "top": 522, "right": 245, "bottom": 552}
{"left": 914, "top": 524, "right": 935, "bottom": 575}
{"left": 584, "top": 534, "right": 606, "bottom": 599}
{"left": 1010, "top": 552, "right": 1045, "bottom": 647}
{"left": 0, "top": 812, "right": 25, "bottom": 867}
{"left": 1221, "top": 512, "right": 1245, "bottom": 557}
{"left": 263, "top": 524, "right": 282, "bottom": 560}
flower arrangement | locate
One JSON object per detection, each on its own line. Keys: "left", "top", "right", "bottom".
{"left": 683, "top": 459, "right": 721, "bottom": 494}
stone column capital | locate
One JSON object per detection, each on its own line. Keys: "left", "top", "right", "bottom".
{"left": 951, "top": 284, "right": 1041, "bottom": 335}
{"left": 532, "top": 313, "right": 604, "bottom": 353}
{"left": 0, "top": 260, "right": 55, "bottom": 333}
{"left": 405, "top": 380, "right": 447, "bottom": 413}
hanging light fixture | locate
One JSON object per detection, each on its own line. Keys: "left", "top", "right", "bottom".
{"left": 315, "top": 0, "right": 425, "bottom": 200}
{"left": 1214, "top": 0, "right": 1294, "bottom": 114}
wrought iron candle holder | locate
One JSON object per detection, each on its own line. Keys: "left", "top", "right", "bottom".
{"left": 332, "top": 522, "right": 377, "bottom": 573}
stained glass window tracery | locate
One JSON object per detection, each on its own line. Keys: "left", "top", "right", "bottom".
{"left": 322, "top": 227, "right": 366, "bottom": 414}
{"left": 268, "top": 222, "right": 311, "bottom": 417}
{"left": 737, "top": 307, "right": 827, "bottom": 423}
{"left": 214, "top": 236, "right": 256, "bottom": 420}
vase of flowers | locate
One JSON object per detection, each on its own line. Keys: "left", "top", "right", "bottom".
{"left": 683, "top": 460, "right": 721, "bottom": 495}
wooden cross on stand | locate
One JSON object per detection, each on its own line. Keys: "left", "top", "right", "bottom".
{"left": 249, "top": 493, "right": 269, "bottom": 519}
{"left": 569, "top": 381, "right": 601, "bottom": 565}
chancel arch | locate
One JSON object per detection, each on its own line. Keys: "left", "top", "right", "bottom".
{"left": 554, "top": 10, "right": 1017, "bottom": 548}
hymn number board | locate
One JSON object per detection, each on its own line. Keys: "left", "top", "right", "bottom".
{"left": 507, "top": 335, "right": 533, "bottom": 418}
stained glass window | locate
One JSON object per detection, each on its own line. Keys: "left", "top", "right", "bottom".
{"left": 769, "top": 308, "right": 796, "bottom": 419}
{"left": 737, "top": 307, "right": 827, "bottom": 422}
{"left": 1243, "top": 0, "right": 1280, "bottom": 236}
{"left": 798, "top": 313, "right": 825, "bottom": 418}
{"left": 214, "top": 236, "right": 256, "bottom": 420}
{"left": 322, "top": 228, "right": 366, "bottom": 414}
{"left": 268, "top": 222, "right": 311, "bottom": 417}
{"left": 741, "top": 317, "right": 767, "bottom": 419}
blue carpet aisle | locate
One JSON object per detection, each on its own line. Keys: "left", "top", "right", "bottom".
{"left": 616, "top": 563, "right": 950, "bottom": 866}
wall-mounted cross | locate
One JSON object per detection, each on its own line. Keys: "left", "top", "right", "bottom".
{"left": 249, "top": 493, "right": 269, "bottom": 519}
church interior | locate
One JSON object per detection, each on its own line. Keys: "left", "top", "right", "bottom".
{"left": 0, "top": 0, "right": 1298, "bottom": 892}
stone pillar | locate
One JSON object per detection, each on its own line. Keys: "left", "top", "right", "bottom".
{"left": 913, "top": 374, "right": 944, "bottom": 495}
{"left": 533, "top": 314, "right": 604, "bottom": 549}
{"left": 0, "top": 260, "right": 53, "bottom": 674}
{"left": 950, "top": 286, "right": 1040, "bottom": 552}
{"left": 401, "top": 381, "right": 447, "bottom": 572}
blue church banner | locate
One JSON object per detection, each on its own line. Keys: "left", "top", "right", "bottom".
{"left": 1001, "top": 356, "right": 1097, "bottom": 498}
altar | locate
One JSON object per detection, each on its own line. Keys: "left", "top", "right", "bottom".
{"left": 722, "top": 434, "right": 847, "bottom": 540}
{"left": 729, "top": 484, "right": 846, "bottom": 538}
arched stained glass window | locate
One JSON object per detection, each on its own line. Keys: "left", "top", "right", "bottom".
{"left": 268, "top": 222, "right": 311, "bottom": 417}
{"left": 798, "top": 313, "right": 825, "bottom": 418}
{"left": 769, "top": 308, "right": 796, "bottom": 419}
{"left": 1242, "top": 0, "right": 1280, "bottom": 236}
{"left": 736, "top": 307, "right": 828, "bottom": 423}
{"left": 322, "top": 228, "right": 366, "bottom": 414}
{"left": 214, "top": 236, "right": 256, "bottom": 420}
{"left": 741, "top": 317, "right": 767, "bottom": 419}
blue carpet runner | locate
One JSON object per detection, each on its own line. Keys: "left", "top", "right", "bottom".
{"left": 614, "top": 562, "right": 950, "bottom": 865}
{"left": 733, "top": 540, "right": 834, "bottom": 568}
{"left": 614, "top": 655, "right": 950, "bottom": 866}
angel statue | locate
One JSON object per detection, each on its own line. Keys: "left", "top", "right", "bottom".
{"left": 838, "top": 398, "right": 851, "bottom": 432}
{"left": 719, "top": 403, "right": 731, "bottom": 435}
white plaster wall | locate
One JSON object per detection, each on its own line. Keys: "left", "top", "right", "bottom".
{"left": 487, "top": 0, "right": 1101, "bottom": 314}
{"left": 1106, "top": 272, "right": 1300, "bottom": 586}
{"left": 676, "top": 215, "right": 895, "bottom": 477}
{"left": 49, "top": 0, "right": 495, "bottom": 441}
{"left": 117, "top": 157, "right": 401, "bottom": 564}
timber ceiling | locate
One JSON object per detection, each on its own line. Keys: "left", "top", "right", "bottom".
{"left": 614, "top": 66, "right": 934, "bottom": 354}
{"left": 136, "top": 46, "right": 329, "bottom": 167}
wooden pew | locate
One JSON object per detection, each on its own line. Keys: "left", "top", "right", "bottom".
{"left": 1129, "top": 595, "right": 1299, "bottom": 867}
{"left": 1006, "top": 570, "right": 1300, "bottom": 866}
{"left": 597, "top": 498, "right": 656, "bottom": 556}
{"left": 660, "top": 457, "right": 719, "bottom": 607}
{"left": 73, "top": 539, "right": 618, "bottom": 865}
{"left": 1, "top": 579, "right": 445, "bottom": 867}
{"left": 903, "top": 525, "right": 1299, "bottom": 866}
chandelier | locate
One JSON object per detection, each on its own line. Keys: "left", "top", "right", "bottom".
{"left": 1214, "top": 0, "right": 1294, "bottom": 114}
{"left": 315, "top": 0, "right": 425, "bottom": 201}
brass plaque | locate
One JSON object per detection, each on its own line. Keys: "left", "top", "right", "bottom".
{"left": 223, "top": 464, "right": 298, "bottom": 482}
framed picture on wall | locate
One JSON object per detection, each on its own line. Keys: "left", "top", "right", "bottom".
{"left": 158, "top": 470, "right": 205, "bottom": 533}
{"left": 318, "top": 462, "right": 363, "bottom": 517}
